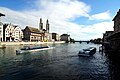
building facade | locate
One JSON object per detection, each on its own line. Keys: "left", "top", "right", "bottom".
{"left": 105, "top": 9, "right": 120, "bottom": 51}
{"left": 60, "top": 34, "right": 70, "bottom": 41}
{"left": 39, "top": 18, "right": 52, "bottom": 42}
{"left": 113, "top": 9, "right": 120, "bottom": 32}
{"left": 23, "top": 18, "right": 52, "bottom": 42}
{"left": 14, "top": 26, "right": 23, "bottom": 41}
{"left": 0, "top": 22, "right": 3, "bottom": 41}
{"left": 23, "top": 26, "right": 41, "bottom": 42}
{"left": 103, "top": 31, "right": 113, "bottom": 42}
{"left": 52, "top": 33, "right": 60, "bottom": 41}
{"left": 3, "top": 23, "right": 23, "bottom": 42}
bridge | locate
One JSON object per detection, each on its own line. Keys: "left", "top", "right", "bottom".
{"left": 73, "top": 41, "right": 91, "bottom": 44}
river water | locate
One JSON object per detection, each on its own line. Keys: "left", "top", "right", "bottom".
{"left": 0, "top": 42, "right": 119, "bottom": 80}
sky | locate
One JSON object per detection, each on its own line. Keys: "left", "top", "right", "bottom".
{"left": 0, "top": 0, "right": 119, "bottom": 40}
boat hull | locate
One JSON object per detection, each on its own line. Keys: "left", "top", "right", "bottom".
{"left": 16, "top": 46, "right": 53, "bottom": 54}
{"left": 78, "top": 47, "right": 96, "bottom": 57}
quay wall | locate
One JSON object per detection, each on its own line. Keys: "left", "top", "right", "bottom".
{"left": 0, "top": 41, "right": 65, "bottom": 46}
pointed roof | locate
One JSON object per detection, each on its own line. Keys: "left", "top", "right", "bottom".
{"left": 46, "top": 19, "right": 49, "bottom": 24}
{"left": 0, "top": 13, "right": 5, "bottom": 17}
{"left": 40, "top": 18, "right": 42, "bottom": 23}
{"left": 113, "top": 9, "right": 120, "bottom": 21}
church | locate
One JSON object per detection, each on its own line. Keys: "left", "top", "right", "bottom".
{"left": 23, "top": 18, "right": 52, "bottom": 42}
{"left": 39, "top": 18, "right": 52, "bottom": 42}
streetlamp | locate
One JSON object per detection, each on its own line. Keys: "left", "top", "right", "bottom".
{"left": 0, "top": 13, "right": 5, "bottom": 22}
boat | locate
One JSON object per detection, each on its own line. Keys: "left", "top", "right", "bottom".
{"left": 0, "top": 45, "right": 6, "bottom": 49}
{"left": 78, "top": 47, "right": 96, "bottom": 57}
{"left": 16, "top": 46, "right": 53, "bottom": 54}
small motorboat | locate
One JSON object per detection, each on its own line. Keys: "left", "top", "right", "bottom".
{"left": 0, "top": 44, "right": 6, "bottom": 49}
{"left": 78, "top": 47, "right": 96, "bottom": 57}
{"left": 16, "top": 46, "right": 53, "bottom": 54}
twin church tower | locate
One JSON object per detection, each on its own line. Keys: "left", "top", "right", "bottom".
{"left": 39, "top": 18, "right": 49, "bottom": 33}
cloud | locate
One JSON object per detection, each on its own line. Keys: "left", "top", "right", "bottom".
{"left": 0, "top": 7, "right": 38, "bottom": 28}
{"left": 0, "top": 0, "right": 113, "bottom": 40}
{"left": 89, "top": 10, "right": 111, "bottom": 20}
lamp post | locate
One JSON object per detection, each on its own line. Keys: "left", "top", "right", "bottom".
{"left": 0, "top": 13, "right": 5, "bottom": 22}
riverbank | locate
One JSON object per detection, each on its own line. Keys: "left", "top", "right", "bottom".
{"left": 0, "top": 41, "right": 65, "bottom": 46}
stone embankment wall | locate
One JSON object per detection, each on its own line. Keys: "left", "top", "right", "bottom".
{"left": 0, "top": 41, "right": 65, "bottom": 46}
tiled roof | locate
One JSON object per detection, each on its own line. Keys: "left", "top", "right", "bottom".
{"left": 61, "top": 34, "right": 70, "bottom": 36}
{"left": 27, "top": 26, "right": 40, "bottom": 33}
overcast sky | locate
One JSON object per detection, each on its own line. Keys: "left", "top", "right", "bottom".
{"left": 0, "top": 0, "right": 119, "bottom": 40}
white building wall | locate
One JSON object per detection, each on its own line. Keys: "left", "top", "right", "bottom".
{"left": 4, "top": 24, "right": 23, "bottom": 42}
{"left": 0, "top": 22, "right": 3, "bottom": 41}
{"left": 5, "top": 24, "right": 15, "bottom": 41}
{"left": 14, "top": 26, "right": 23, "bottom": 41}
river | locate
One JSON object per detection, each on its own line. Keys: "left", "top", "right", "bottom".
{"left": 0, "top": 42, "right": 119, "bottom": 80}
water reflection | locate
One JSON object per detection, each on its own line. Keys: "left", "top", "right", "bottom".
{"left": 0, "top": 42, "right": 119, "bottom": 80}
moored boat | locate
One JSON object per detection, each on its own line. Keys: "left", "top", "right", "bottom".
{"left": 16, "top": 46, "right": 53, "bottom": 54}
{"left": 78, "top": 47, "right": 96, "bottom": 57}
{"left": 0, "top": 45, "right": 6, "bottom": 49}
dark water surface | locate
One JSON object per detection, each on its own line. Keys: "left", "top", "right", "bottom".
{"left": 0, "top": 43, "right": 119, "bottom": 80}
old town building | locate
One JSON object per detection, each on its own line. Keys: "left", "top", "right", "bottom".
{"left": 52, "top": 33, "right": 60, "bottom": 41}
{"left": 104, "top": 9, "right": 120, "bottom": 51}
{"left": 14, "top": 26, "right": 23, "bottom": 41}
{"left": 113, "top": 9, "right": 120, "bottom": 32}
{"left": 3, "top": 23, "right": 23, "bottom": 41}
{"left": 39, "top": 18, "right": 52, "bottom": 42}
{"left": 23, "top": 18, "right": 52, "bottom": 42}
{"left": 60, "top": 34, "right": 70, "bottom": 41}
{"left": 103, "top": 31, "right": 113, "bottom": 42}
{"left": 0, "top": 13, "right": 5, "bottom": 42}
{"left": 23, "top": 26, "right": 41, "bottom": 42}
{"left": 0, "top": 22, "right": 4, "bottom": 41}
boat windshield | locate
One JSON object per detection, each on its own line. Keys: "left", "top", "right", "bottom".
{"left": 83, "top": 47, "right": 95, "bottom": 51}
{"left": 21, "top": 47, "right": 30, "bottom": 50}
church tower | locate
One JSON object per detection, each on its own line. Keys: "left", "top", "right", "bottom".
{"left": 39, "top": 18, "right": 43, "bottom": 32}
{"left": 46, "top": 19, "right": 49, "bottom": 33}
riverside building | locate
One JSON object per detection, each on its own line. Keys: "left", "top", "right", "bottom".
{"left": 3, "top": 23, "right": 23, "bottom": 42}
{"left": 23, "top": 26, "right": 41, "bottom": 42}
{"left": 0, "top": 22, "right": 4, "bottom": 41}
{"left": 60, "top": 34, "right": 70, "bottom": 42}
{"left": 39, "top": 18, "right": 52, "bottom": 42}
{"left": 104, "top": 9, "right": 120, "bottom": 51}
{"left": 23, "top": 18, "right": 52, "bottom": 42}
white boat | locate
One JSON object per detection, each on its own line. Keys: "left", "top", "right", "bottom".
{"left": 16, "top": 46, "right": 53, "bottom": 54}
{"left": 78, "top": 47, "right": 96, "bottom": 57}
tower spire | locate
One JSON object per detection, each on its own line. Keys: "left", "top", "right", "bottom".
{"left": 46, "top": 19, "right": 49, "bottom": 33}
{"left": 39, "top": 18, "right": 43, "bottom": 31}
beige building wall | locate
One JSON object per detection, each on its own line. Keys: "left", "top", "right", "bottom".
{"left": 44, "top": 33, "right": 52, "bottom": 42}
{"left": 56, "top": 34, "right": 60, "bottom": 41}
